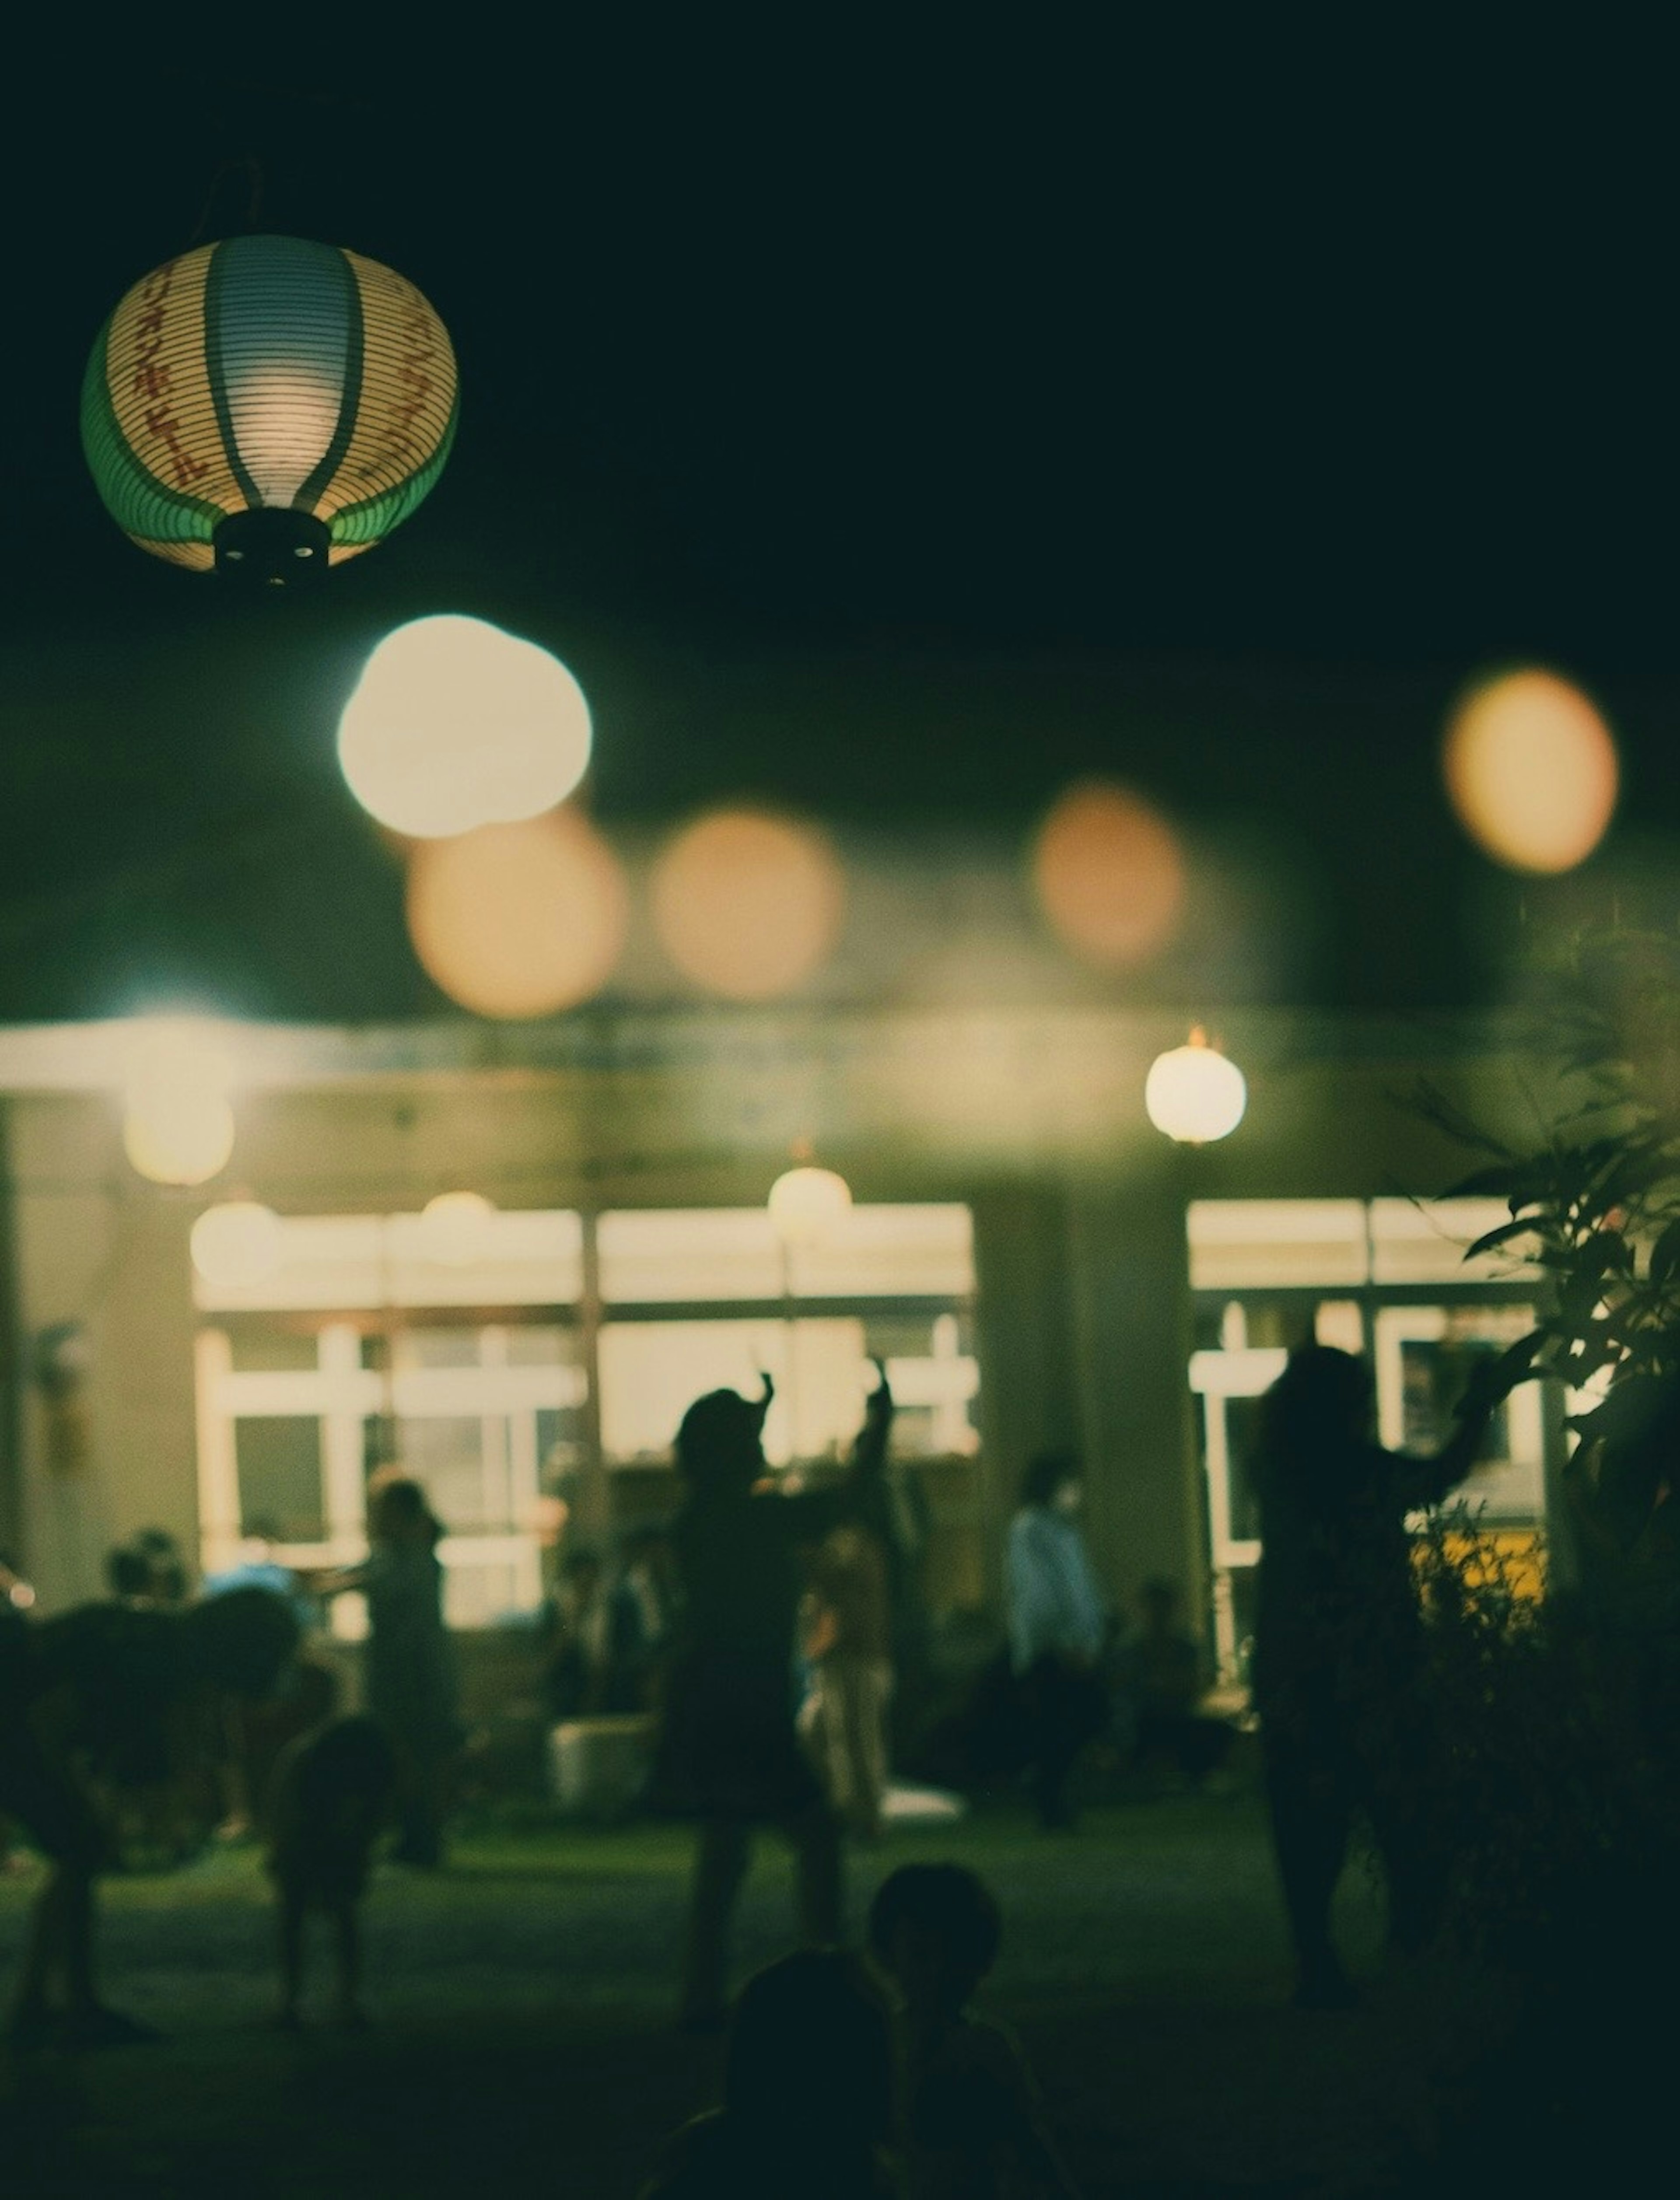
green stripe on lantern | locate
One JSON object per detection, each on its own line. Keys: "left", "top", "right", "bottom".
{"left": 78, "top": 312, "right": 222, "bottom": 549}
{"left": 293, "top": 247, "right": 366, "bottom": 514}
{"left": 203, "top": 241, "right": 261, "bottom": 511}
{"left": 330, "top": 391, "right": 459, "bottom": 547}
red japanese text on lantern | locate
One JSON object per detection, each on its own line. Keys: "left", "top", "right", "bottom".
{"left": 122, "top": 260, "right": 207, "bottom": 489}
{"left": 346, "top": 281, "right": 446, "bottom": 486}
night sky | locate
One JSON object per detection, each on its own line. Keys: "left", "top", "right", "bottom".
{"left": 3, "top": 39, "right": 1675, "bottom": 1025}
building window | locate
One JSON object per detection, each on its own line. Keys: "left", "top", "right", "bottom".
{"left": 194, "top": 1201, "right": 979, "bottom": 1631}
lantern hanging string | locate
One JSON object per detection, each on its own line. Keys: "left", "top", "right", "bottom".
{"left": 186, "top": 156, "right": 265, "bottom": 248}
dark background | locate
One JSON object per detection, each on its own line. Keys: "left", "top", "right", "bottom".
{"left": 2, "top": 35, "right": 1674, "bottom": 1024}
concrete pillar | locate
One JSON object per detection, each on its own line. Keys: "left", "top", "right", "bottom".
{"left": 1065, "top": 1153, "right": 1202, "bottom": 1633}
{"left": 969, "top": 1180, "right": 1080, "bottom": 1606}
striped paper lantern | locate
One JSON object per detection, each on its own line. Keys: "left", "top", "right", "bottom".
{"left": 80, "top": 234, "right": 458, "bottom": 582}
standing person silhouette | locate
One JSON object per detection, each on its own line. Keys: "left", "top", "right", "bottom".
{"left": 1251, "top": 1343, "right": 1505, "bottom": 2007}
{"left": 1004, "top": 1452, "right": 1112, "bottom": 1830}
{"left": 2, "top": 1586, "right": 299, "bottom": 2049}
{"left": 310, "top": 1470, "right": 462, "bottom": 1869}
{"left": 656, "top": 1363, "right": 894, "bottom": 2032}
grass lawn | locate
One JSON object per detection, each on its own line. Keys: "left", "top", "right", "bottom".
{"left": 2, "top": 1789, "right": 1520, "bottom": 2197}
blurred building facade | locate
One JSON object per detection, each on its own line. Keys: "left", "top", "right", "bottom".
{"left": 0, "top": 1005, "right": 1563, "bottom": 1679}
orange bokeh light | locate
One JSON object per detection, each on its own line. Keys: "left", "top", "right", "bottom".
{"left": 1030, "top": 780, "right": 1185, "bottom": 967}
{"left": 406, "top": 809, "right": 628, "bottom": 1018}
{"left": 650, "top": 808, "right": 846, "bottom": 1000}
{"left": 1443, "top": 668, "right": 1619, "bottom": 874}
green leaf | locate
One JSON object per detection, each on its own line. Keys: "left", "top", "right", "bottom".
{"left": 1648, "top": 1217, "right": 1680, "bottom": 1289}
{"left": 1465, "top": 1216, "right": 1547, "bottom": 1262}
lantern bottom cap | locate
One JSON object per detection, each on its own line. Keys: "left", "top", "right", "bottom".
{"left": 214, "top": 508, "right": 332, "bottom": 586}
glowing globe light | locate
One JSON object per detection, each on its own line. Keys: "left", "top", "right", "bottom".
{"left": 338, "top": 616, "right": 592, "bottom": 839}
{"left": 190, "top": 1201, "right": 284, "bottom": 1290}
{"left": 121, "top": 1022, "right": 236, "bottom": 1186}
{"left": 1032, "top": 780, "right": 1185, "bottom": 968}
{"left": 1443, "top": 668, "right": 1619, "bottom": 874}
{"left": 406, "top": 808, "right": 628, "bottom": 1019}
{"left": 80, "top": 235, "right": 457, "bottom": 584}
{"left": 419, "top": 1190, "right": 495, "bottom": 1265}
{"left": 768, "top": 1165, "right": 853, "bottom": 1247}
{"left": 651, "top": 809, "right": 846, "bottom": 1000}
{"left": 1145, "top": 1029, "right": 1246, "bottom": 1144}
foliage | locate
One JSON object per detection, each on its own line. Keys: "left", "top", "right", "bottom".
{"left": 1413, "top": 1508, "right": 1680, "bottom": 1983}
{"left": 1407, "top": 931, "right": 1680, "bottom": 2025}
{"left": 1416, "top": 929, "right": 1680, "bottom": 1622}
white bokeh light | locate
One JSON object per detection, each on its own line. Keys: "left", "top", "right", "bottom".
{"left": 338, "top": 615, "right": 593, "bottom": 839}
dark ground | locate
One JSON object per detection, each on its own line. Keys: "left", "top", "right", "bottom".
{"left": 2, "top": 1788, "right": 1525, "bottom": 2198}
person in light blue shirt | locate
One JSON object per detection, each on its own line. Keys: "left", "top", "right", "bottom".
{"left": 1004, "top": 1452, "right": 1112, "bottom": 1828}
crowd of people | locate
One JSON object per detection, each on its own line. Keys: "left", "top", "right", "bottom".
{"left": 1, "top": 1330, "right": 1522, "bottom": 2187}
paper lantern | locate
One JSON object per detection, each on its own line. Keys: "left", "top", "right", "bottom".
{"left": 81, "top": 234, "right": 458, "bottom": 582}
{"left": 1144, "top": 1028, "right": 1246, "bottom": 1144}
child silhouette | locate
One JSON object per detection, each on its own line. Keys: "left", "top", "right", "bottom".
{"left": 640, "top": 1946, "right": 900, "bottom": 2197}
{"left": 868, "top": 1863, "right": 1082, "bottom": 2200}
{"left": 265, "top": 1713, "right": 396, "bottom": 2027}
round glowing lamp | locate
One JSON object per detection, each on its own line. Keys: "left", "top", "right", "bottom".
{"left": 338, "top": 615, "right": 592, "bottom": 838}
{"left": 122, "top": 1023, "right": 236, "bottom": 1186}
{"left": 191, "top": 1201, "right": 284, "bottom": 1289}
{"left": 81, "top": 235, "right": 457, "bottom": 584}
{"left": 768, "top": 1165, "right": 853, "bottom": 1247}
{"left": 419, "top": 1190, "right": 495, "bottom": 1265}
{"left": 1145, "top": 1029, "right": 1246, "bottom": 1145}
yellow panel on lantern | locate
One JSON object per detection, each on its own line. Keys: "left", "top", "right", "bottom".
{"left": 98, "top": 249, "right": 249, "bottom": 529}
{"left": 315, "top": 251, "right": 459, "bottom": 549}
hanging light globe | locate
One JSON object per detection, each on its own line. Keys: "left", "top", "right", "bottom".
{"left": 191, "top": 1201, "right": 284, "bottom": 1289}
{"left": 81, "top": 235, "right": 458, "bottom": 584}
{"left": 419, "top": 1190, "right": 496, "bottom": 1265}
{"left": 121, "top": 1020, "right": 237, "bottom": 1186}
{"left": 767, "top": 1165, "right": 853, "bottom": 1247}
{"left": 1144, "top": 1028, "right": 1246, "bottom": 1145}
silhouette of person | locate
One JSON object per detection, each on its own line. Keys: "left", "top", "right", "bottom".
{"left": 103, "top": 1526, "right": 190, "bottom": 1608}
{"left": 801, "top": 1516, "right": 895, "bottom": 1840}
{"left": 309, "top": 1470, "right": 462, "bottom": 1869}
{"left": 1250, "top": 1343, "right": 1505, "bottom": 2007}
{"left": 639, "top": 1946, "right": 900, "bottom": 2198}
{"left": 265, "top": 1712, "right": 396, "bottom": 2028}
{"left": 867, "top": 1861, "right": 1082, "bottom": 2199}
{"left": 654, "top": 1364, "right": 894, "bottom": 2031}
{"left": 1004, "top": 1452, "right": 1111, "bottom": 1828}
{"left": 541, "top": 1542, "right": 655, "bottom": 1720}
{"left": 1, "top": 1585, "right": 300, "bottom": 2049}
{"left": 1122, "top": 1577, "right": 1235, "bottom": 1791}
